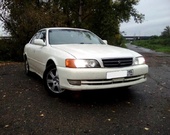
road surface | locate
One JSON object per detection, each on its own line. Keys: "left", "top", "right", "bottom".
{"left": 0, "top": 44, "right": 170, "bottom": 135}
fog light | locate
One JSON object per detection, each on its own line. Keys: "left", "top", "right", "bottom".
{"left": 68, "top": 80, "right": 81, "bottom": 85}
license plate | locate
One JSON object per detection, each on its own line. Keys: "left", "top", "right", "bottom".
{"left": 107, "top": 70, "right": 127, "bottom": 79}
{"left": 127, "top": 69, "right": 134, "bottom": 77}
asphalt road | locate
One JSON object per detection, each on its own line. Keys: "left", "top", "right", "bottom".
{"left": 0, "top": 44, "right": 170, "bottom": 135}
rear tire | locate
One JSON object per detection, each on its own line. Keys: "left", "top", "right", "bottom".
{"left": 24, "top": 57, "right": 30, "bottom": 75}
{"left": 43, "top": 65, "right": 65, "bottom": 96}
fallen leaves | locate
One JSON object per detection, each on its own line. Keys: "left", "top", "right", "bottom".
{"left": 3, "top": 94, "right": 6, "bottom": 98}
{"left": 107, "top": 119, "right": 111, "bottom": 122}
{"left": 40, "top": 113, "right": 45, "bottom": 117}
{"left": 144, "top": 127, "right": 149, "bottom": 131}
{"left": 4, "top": 125, "right": 9, "bottom": 128}
{"left": 0, "top": 62, "right": 21, "bottom": 67}
{"left": 39, "top": 111, "right": 45, "bottom": 117}
{"left": 126, "top": 102, "right": 131, "bottom": 104}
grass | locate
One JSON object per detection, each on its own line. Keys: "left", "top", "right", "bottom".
{"left": 132, "top": 38, "right": 170, "bottom": 53}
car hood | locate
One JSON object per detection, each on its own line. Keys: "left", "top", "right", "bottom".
{"left": 51, "top": 44, "right": 141, "bottom": 59}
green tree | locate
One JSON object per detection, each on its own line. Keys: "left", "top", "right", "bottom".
{"left": 161, "top": 26, "right": 170, "bottom": 37}
{"left": 0, "top": 0, "right": 66, "bottom": 60}
{"left": 0, "top": 0, "right": 144, "bottom": 61}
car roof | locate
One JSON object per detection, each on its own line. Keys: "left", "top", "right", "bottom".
{"left": 40, "top": 27, "right": 89, "bottom": 32}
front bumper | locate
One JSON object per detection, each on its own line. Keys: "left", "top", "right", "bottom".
{"left": 58, "top": 64, "right": 148, "bottom": 91}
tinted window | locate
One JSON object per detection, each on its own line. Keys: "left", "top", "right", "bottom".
{"left": 49, "top": 29, "right": 104, "bottom": 45}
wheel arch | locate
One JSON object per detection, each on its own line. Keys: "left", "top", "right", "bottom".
{"left": 46, "top": 59, "right": 56, "bottom": 69}
{"left": 43, "top": 58, "right": 65, "bottom": 95}
{"left": 43, "top": 58, "right": 57, "bottom": 78}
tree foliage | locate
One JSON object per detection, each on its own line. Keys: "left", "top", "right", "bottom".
{"left": 161, "top": 26, "right": 170, "bottom": 37}
{"left": 0, "top": 0, "right": 144, "bottom": 61}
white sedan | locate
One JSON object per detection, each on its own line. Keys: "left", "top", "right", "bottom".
{"left": 23, "top": 27, "right": 148, "bottom": 96}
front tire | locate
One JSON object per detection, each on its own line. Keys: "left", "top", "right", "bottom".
{"left": 44, "top": 65, "right": 65, "bottom": 96}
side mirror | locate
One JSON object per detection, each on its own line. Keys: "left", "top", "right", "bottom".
{"left": 103, "top": 40, "right": 108, "bottom": 44}
{"left": 34, "top": 39, "right": 46, "bottom": 46}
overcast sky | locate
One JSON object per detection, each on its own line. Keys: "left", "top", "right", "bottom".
{"left": 0, "top": 22, "right": 4, "bottom": 36}
{"left": 120, "top": 0, "right": 170, "bottom": 36}
{"left": 0, "top": 0, "right": 170, "bottom": 36}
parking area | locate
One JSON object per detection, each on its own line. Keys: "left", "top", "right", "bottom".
{"left": 0, "top": 47, "right": 170, "bottom": 135}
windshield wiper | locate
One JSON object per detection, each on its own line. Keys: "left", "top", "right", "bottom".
{"left": 80, "top": 42, "right": 93, "bottom": 44}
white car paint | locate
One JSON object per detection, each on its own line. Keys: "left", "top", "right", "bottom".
{"left": 23, "top": 27, "right": 148, "bottom": 93}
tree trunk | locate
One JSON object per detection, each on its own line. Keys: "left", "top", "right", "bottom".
{"left": 78, "top": 0, "right": 83, "bottom": 27}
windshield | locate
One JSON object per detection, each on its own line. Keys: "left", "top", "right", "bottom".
{"left": 48, "top": 29, "right": 105, "bottom": 45}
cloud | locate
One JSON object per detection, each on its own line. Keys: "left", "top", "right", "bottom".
{"left": 120, "top": 0, "right": 170, "bottom": 36}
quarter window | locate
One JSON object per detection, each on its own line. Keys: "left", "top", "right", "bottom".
{"left": 30, "top": 30, "right": 46, "bottom": 44}
{"left": 38, "top": 31, "right": 46, "bottom": 42}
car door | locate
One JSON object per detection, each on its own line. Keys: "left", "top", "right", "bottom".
{"left": 26, "top": 31, "right": 41, "bottom": 71}
{"left": 31, "top": 30, "right": 48, "bottom": 76}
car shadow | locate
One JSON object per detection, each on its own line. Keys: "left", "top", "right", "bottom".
{"left": 60, "top": 87, "right": 135, "bottom": 105}
{"left": 27, "top": 71, "right": 43, "bottom": 82}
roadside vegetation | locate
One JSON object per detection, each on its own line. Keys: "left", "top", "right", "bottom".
{"left": 0, "top": 38, "right": 15, "bottom": 61}
{"left": 132, "top": 26, "right": 170, "bottom": 53}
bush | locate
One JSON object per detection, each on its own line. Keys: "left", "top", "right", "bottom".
{"left": 132, "top": 37, "right": 170, "bottom": 53}
{"left": 0, "top": 39, "right": 23, "bottom": 61}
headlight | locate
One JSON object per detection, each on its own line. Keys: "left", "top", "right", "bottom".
{"left": 134, "top": 57, "right": 145, "bottom": 65}
{"left": 65, "top": 59, "right": 100, "bottom": 68}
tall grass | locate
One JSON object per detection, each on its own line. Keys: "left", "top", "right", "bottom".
{"left": 132, "top": 38, "right": 170, "bottom": 53}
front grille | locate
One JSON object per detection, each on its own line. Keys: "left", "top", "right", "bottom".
{"left": 102, "top": 58, "right": 133, "bottom": 67}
